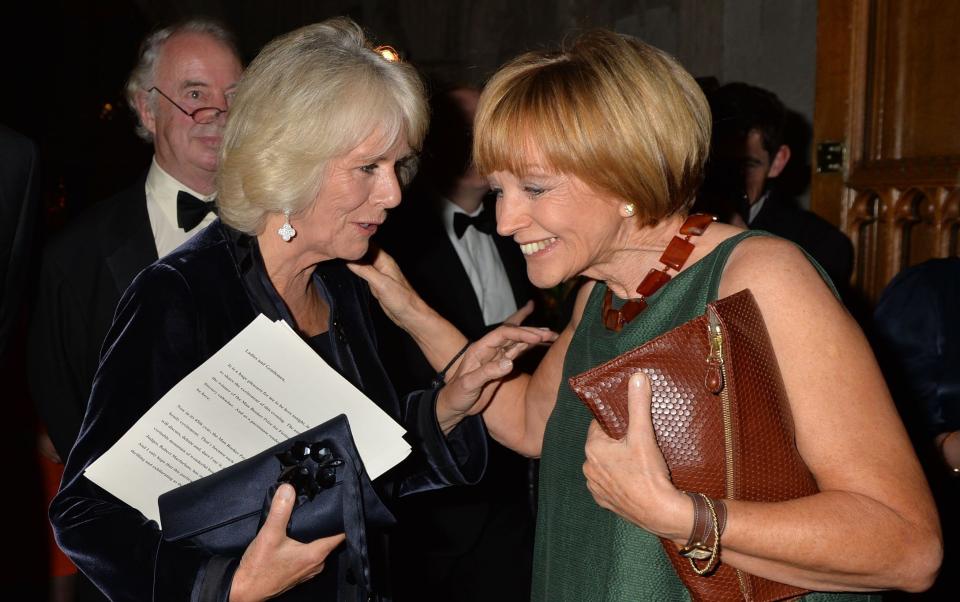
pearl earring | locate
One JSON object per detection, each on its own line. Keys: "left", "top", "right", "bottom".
{"left": 622, "top": 203, "right": 636, "bottom": 217}
{"left": 278, "top": 209, "right": 296, "bottom": 242}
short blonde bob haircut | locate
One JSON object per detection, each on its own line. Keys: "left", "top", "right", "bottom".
{"left": 217, "top": 18, "right": 428, "bottom": 235}
{"left": 474, "top": 30, "right": 710, "bottom": 225}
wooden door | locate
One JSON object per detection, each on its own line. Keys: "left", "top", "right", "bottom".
{"left": 812, "top": 0, "right": 960, "bottom": 303}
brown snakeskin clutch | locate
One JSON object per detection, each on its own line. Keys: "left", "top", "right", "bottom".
{"left": 569, "top": 289, "right": 817, "bottom": 601}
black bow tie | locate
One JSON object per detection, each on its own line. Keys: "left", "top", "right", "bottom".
{"left": 177, "top": 190, "right": 217, "bottom": 231}
{"left": 453, "top": 207, "right": 496, "bottom": 239}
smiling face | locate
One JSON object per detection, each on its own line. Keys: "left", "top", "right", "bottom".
{"left": 137, "top": 32, "right": 242, "bottom": 194}
{"left": 295, "top": 131, "right": 414, "bottom": 262}
{"left": 490, "top": 150, "right": 631, "bottom": 288}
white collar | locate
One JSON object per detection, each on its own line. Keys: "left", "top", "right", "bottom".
{"left": 145, "top": 157, "right": 215, "bottom": 229}
{"left": 748, "top": 190, "right": 770, "bottom": 224}
{"left": 441, "top": 197, "right": 484, "bottom": 236}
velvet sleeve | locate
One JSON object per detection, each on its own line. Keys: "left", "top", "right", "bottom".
{"left": 394, "top": 388, "right": 488, "bottom": 497}
{"left": 873, "top": 264, "right": 953, "bottom": 436}
{"left": 353, "top": 274, "right": 488, "bottom": 496}
{"left": 49, "top": 262, "right": 236, "bottom": 602}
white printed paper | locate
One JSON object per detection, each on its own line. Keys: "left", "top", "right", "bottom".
{"left": 84, "top": 314, "right": 411, "bottom": 525}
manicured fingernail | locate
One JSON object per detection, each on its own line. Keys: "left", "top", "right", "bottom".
{"left": 631, "top": 372, "right": 645, "bottom": 388}
{"left": 278, "top": 485, "right": 293, "bottom": 501}
{"left": 500, "top": 359, "right": 512, "bottom": 370}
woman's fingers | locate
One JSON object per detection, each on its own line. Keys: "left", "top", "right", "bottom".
{"left": 346, "top": 260, "right": 392, "bottom": 289}
{"left": 622, "top": 372, "right": 674, "bottom": 477}
{"left": 460, "top": 357, "right": 514, "bottom": 392}
{"left": 259, "top": 484, "right": 296, "bottom": 545}
{"left": 302, "top": 532, "right": 346, "bottom": 573}
{"left": 437, "top": 324, "right": 557, "bottom": 426}
{"left": 457, "top": 324, "right": 556, "bottom": 384}
{"left": 368, "top": 246, "right": 403, "bottom": 277}
{"left": 624, "top": 372, "right": 657, "bottom": 447}
{"left": 477, "top": 324, "right": 558, "bottom": 350}
{"left": 347, "top": 249, "right": 419, "bottom": 327}
{"left": 345, "top": 261, "right": 383, "bottom": 290}
{"left": 502, "top": 341, "right": 531, "bottom": 360}
{"left": 347, "top": 247, "right": 404, "bottom": 287}
{"left": 362, "top": 246, "right": 408, "bottom": 285}
{"left": 503, "top": 300, "right": 535, "bottom": 325}
{"left": 463, "top": 327, "right": 554, "bottom": 371}
{"left": 580, "top": 371, "right": 689, "bottom": 538}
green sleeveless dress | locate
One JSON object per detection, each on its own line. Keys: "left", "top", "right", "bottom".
{"left": 531, "top": 231, "right": 877, "bottom": 602}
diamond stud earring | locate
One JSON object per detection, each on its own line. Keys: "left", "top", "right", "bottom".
{"left": 278, "top": 209, "right": 297, "bottom": 242}
{"left": 622, "top": 203, "right": 636, "bottom": 218}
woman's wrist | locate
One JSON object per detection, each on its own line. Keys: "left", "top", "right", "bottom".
{"left": 677, "top": 492, "right": 727, "bottom": 575}
{"left": 431, "top": 340, "right": 471, "bottom": 389}
{"left": 389, "top": 291, "right": 433, "bottom": 333}
{"left": 625, "top": 485, "right": 694, "bottom": 544}
{"left": 661, "top": 488, "right": 698, "bottom": 544}
{"left": 404, "top": 305, "right": 469, "bottom": 372}
{"left": 435, "top": 387, "right": 468, "bottom": 435}
{"left": 228, "top": 570, "right": 254, "bottom": 602}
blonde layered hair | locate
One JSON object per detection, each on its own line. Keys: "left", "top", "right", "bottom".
{"left": 474, "top": 30, "right": 710, "bottom": 224}
{"left": 217, "top": 18, "right": 428, "bottom": 234}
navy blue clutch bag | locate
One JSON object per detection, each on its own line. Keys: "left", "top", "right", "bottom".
{"left": 159, "top": 414, "right": 395, "bottom": 592}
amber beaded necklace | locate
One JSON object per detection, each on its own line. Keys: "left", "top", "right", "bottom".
{"left": 601, "top": 213, "right": 716, "bottom": 332}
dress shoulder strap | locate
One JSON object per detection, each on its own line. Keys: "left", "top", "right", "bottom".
{"left": 702, "top": 229, "right": 839, "bottom": 302}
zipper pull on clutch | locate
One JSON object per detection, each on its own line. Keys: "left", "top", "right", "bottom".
{"left": 705, "top": 360, "right": 724, "bottom": 394}
{"left": 705, "top": 313, "right": 725, "bottom": 394}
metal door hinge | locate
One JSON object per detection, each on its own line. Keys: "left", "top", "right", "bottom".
{"left": 816, "top": 141, "right": 845, "bottom": 173}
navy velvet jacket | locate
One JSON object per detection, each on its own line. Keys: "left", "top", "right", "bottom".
{"left": 874, "top": 258, "right": 960, "bottom": 437}
{"left": 50, "top": 221, "right": 487, "bottom": 601}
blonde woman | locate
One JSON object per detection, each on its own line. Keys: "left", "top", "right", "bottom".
{"left": 51, "top": 18, "right": 552, "bottom": 602}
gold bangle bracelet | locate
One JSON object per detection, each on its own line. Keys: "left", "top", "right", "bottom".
{"left": 687, "top": 493, "right": 721, "bottom": 576}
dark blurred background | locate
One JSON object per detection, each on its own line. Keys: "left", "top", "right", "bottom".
{"left": 1, "top": 0, "right": 817, "bottom": 228}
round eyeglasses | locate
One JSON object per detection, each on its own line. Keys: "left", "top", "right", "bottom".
{"left": 148, "top": 86, "right": 227, "bottom": 124}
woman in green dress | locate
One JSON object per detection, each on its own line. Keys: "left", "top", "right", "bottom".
{"left": 351, "top": 29, "right": 941, "bottom": 600}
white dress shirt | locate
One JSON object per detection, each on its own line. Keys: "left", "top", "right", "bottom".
{"left": 144, "top": 158, "right": 218, "bottom": 258}
{"left": 748, "top": 190, "right": 770, "bottom": 225}
{"left": 441, "top": 199, "right": 518, "bottom": 326}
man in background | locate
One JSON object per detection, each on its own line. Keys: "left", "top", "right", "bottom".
{"left": 29, "top": 19, "right": 242, "bottom": 462}
{"left": 376, "top": 86, "right": 537, "bottom": 602}
{"left": 700, "top": 82, "right": 853, "bottom": 291}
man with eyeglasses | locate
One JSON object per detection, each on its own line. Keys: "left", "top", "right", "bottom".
{"left": 29, "top": 19, "right": 243, "bottom": 465}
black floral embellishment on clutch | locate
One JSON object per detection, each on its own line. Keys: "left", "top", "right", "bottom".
{"left": 276, "top": 440, "right": 344, "bottom": 500}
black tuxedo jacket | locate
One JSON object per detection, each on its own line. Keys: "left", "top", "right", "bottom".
{"left": 50, "top": 221, "right": 486, "bottom": 601}
{"left": 409, "top": 211, "right": 530, "bottom": 323}
{"left": 28, "top": 175, "right": 158, "bottom": 457}
{"left": 0, "top": 124, "right": 39, "bottom": 357}
{"left": 376, "top": 193, "right": 537, "bottom": 601}
{"left": 750, "top": 193, "right": 854, "bottom": 291}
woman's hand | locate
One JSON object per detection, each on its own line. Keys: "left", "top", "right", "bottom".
{"left": 503, "top": 300, "right": 534, "bottom": 326}
{"left": 582, "top": 372, "right": 691, "bottom": 542}
{"left": 435, "top": 324, "right": 558, "bottom": 434}
{"left": 349, "top": 246, "right": 471, "bottom": 371}
{"left": 229, "top": 485, "right": 346, "bottom": 602}
{"left": 347, "top": 246, "right": 422, "bottom": 330}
